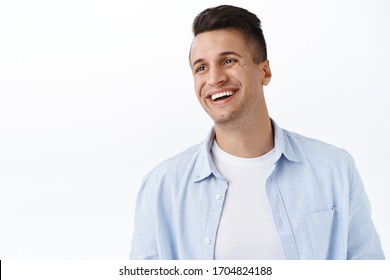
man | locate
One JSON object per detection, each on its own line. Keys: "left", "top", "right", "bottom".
{"left": 130, "top": 5, "right": 384, "bottom": 260}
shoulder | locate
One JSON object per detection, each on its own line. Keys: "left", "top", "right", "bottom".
{"left": 279, "top": 128, "right": 362, "bottom": 198}
{"left": 142, "top": 141, "right": 203, "bottom": 184}
{"left": 284, "top": 129, "right": 354, "bottom": 167}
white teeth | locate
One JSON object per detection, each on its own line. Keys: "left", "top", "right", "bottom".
{"left": 211, "top": 91, "right": 234, "bottom": 101}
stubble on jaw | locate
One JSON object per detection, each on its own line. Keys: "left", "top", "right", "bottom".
{"left": 208, "top": 90, "right": 264, "bottom": 132}
{"left": 208, "top": 103, "right": 251, "bottom": 131}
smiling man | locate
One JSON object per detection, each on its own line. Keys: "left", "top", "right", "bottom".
{"left": 130, "top": 5, "right": 384, "bottom": 260}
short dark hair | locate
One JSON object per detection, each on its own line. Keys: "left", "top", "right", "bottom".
{"left": 192, "top": 5, "right": 267, "bottom": 64}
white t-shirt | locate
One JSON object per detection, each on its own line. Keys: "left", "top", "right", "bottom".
{"left": 211, "top": 141, "right": 285, "bottom": 260}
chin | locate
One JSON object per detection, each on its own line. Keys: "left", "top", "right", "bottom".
{"left": 213, "top": 115, "right": 237, "bottom": 126}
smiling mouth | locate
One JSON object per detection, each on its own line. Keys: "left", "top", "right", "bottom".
{"left": 210, "top": 91, "right": 235, "bottom": 101}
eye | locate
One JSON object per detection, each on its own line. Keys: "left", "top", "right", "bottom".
{"left": 195, "top": 65, "right": 206, "bottom": 73}
{"left": 223, "top": 58, "right": 237, "bottom": 65}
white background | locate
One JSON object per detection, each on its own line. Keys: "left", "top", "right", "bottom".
{"left": 0, "top": 0, "right": 389, "bottom": 259}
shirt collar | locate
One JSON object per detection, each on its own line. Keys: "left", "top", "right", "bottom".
{"left": 271, "top": 119, "right": 300, "bottom": 163}
{"left": 193, "top": 128, "right": 217, "bottom": 182}
{"left": 193, "top": 119, "right": 300, "bottom": 182}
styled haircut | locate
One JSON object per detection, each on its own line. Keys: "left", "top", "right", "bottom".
{"left": 192, "top": 5, "right": 267, "bottom": 64}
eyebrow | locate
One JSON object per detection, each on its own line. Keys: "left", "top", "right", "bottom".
{"left": 191, "top": 51, "right": 243, "bottom": 68}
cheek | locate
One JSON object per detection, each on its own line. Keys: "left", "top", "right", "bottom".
{"left": 193, "top": 76, "right": 205, "bottom": 98}
{"left": 237, "top": 71, "right": 260, "bottom": 90}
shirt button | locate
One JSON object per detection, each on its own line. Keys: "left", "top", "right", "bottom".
{"left": 215, "top": 194, "right": 222, "bottom": 200}
{"left": 204, "top": 238, "right": 211, "bottom": 245}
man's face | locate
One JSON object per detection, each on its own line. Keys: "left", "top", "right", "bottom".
{"left": 189, "top": 28, "right": 271, "bottom": 127}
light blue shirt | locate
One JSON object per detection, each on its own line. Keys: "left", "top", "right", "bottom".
{"left": 130, "top": 121, "right": 384, "bottom": 260}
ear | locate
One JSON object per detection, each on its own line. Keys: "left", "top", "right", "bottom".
{"left": 261, "top": 60, "right": 272, "bottom": 86}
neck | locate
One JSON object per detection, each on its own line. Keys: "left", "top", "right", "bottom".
{"left": 214, "top": 114, "right": 274, "bottom": 158}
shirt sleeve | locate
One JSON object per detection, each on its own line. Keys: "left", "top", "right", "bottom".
{"left": 347, "top": 159, "right": 385, "bottom": 259}
{"left": 130, "top": 176, "right": 159, "bottom": 260}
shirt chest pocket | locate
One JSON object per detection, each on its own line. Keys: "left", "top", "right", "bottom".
{"left": 306, "top": 207, "right": 342, "bottom": 259}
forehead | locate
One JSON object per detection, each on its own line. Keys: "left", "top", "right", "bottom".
{"left": 190, "top": 29, "right": 248, "bottom": 63}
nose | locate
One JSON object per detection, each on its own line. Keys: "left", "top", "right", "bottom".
{"left": 207, "top": 66, "right": 227, "bottom": 86}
